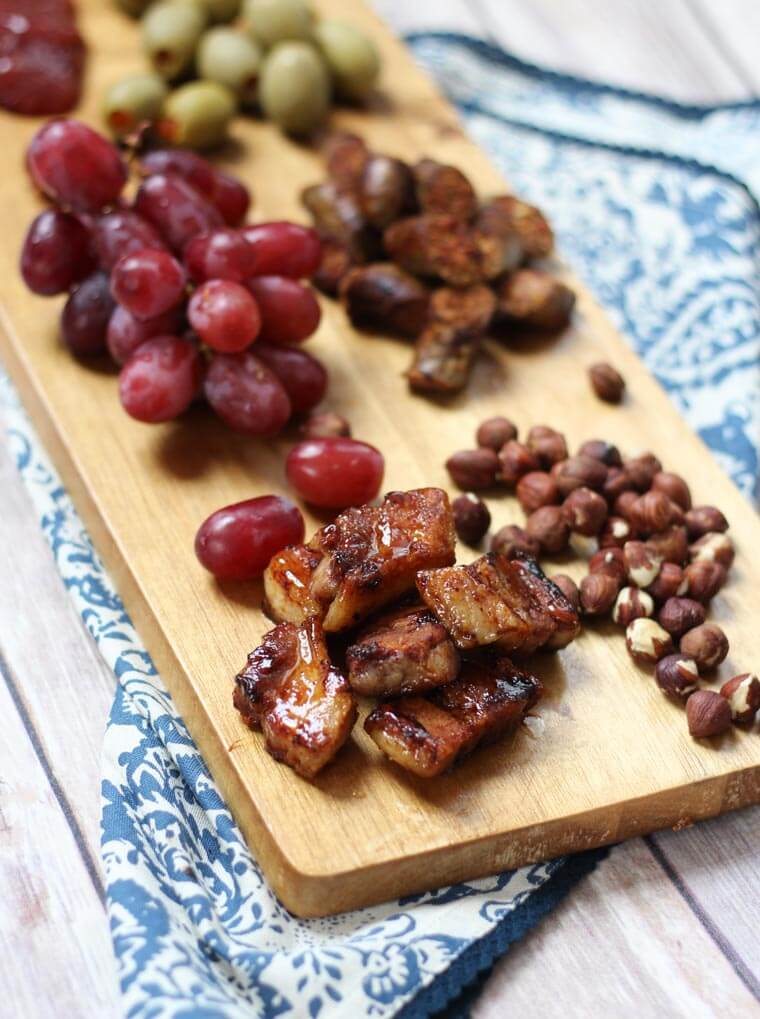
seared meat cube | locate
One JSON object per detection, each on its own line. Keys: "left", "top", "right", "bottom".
{"left": 322, "top": 131, "right": 370, "bottom": 193}
{"left": 416, "top": 553, "right": 579, "bottom": 653}
{"left": 493, "top": 268, "right": 575, "bottom": 332}
{"left": 412, "top": 158, "right": 478, "bottom": 221}
{"left": 365, "top": 656, "right": 542, "bottom": 777}
{"left": 339, "top": 263, "right": 430, "bottom": 337}
{"left": 233, "top": 616, "right": 356, "bottom": 779}
{"left": 359, "top": 155, "right": 417, "bottom": 229}
{"left": 312, "top": 235, "right": 357, "bottom": 296}
{"left": 408, "top": 285, "right": 495, "bottom": 394}
{"left": 263, "top": 544, "right": 323, "bottom": 625}
{"left": 346, "top": 606, "right": 460, "bottom": 696}
{"left": 476, "top": 194, "right": 554, "bottom": 260}
{"left": 301, "top": 181, "right": 381, "bottom": 262}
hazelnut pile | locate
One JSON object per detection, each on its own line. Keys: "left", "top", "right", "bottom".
{"left": 446, "top": 418, "right": 759, "bottom": 741}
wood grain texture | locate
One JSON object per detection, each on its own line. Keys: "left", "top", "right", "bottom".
{"left": 1, "top": 0, "right": 759, "bottom": 918}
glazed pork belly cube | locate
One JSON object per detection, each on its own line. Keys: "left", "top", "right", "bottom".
{"left": 233, "top": 615, "right": 357, "bottom": 779}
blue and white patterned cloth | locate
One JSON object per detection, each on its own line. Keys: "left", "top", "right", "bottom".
{"left": 3, "top": 32, "right": 760, "bottom": 1019}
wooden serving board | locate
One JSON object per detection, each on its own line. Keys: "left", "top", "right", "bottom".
{"left": 1, "top": 0, "right": 759, "bottom": 918}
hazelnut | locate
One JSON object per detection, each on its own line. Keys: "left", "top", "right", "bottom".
{"left": 516, "top": 471, "right": 560, "bottom": 513}
{"left": 497, "top": 440, "right": 541, "bottom": 485}
{"left": 720, "top": 673, "right": 760, "bottom": 724}
{"left": 550, "top": 573, "right": 580, "bottom": 612}
{"left": 599, "top": 516, "right": 633, "bottom": 549}
{"left": 525, "top": 505, "right": 570, "bottom": 554}
{"left": 568, "top": 532, "right": 600, "bottom": 559}
{"left": 683, "top": 560, "right": 726, "bottom": 604}
{"left": 578, "top": 439, "right": 622, "bottom": 467}
{"left": 589, "top": 546, "right": 627, "bottom": 584}
{"left": 490, "top": 524, "right": 541, "bottom": 560}
{"left": 476, "top": 416, "right": 518, "bottom": 451}
{"left": 580, "top": 573, "right": 620, "bottom": 615}
{"left": 452, "top": 493, "right": 491, "bottom": 546}
{"left": 651, "top": 471, "right": 691, "bottom": 511}
{"left": 686, "top": 690, "right": 731, "bottom": 739}
{"left": 563, "top": 486, "right": 608, "bottom": 536}
{"left": 685, "top": 505, "right": 728, "bottom": 540}
{"left": 301, "top": 410, "right": 351, "bottom": 438}
{"left": 623, "top": 540, "right": 663, "bottom": 588}
{"left": 647, "top": 562, "right": 687, "bottom": 602}
{"left": 645, "top": 526, "right": 689, "bottom": 566}
{"left": 603, "top": 467, "right": 636, "bottom": 504}
{"left": 555, "top": 455, "right": 608, "bottom": 497}
{"left": 680, "top": 623, "right": 729, "bottom": 670}
{"left": 629, "top": 491, "right": 683, "bottom": 537}
{"left": 613, "top": 490, "right": 640, "bottom": 521}
{"left": 613, "top": 586, "right": 653, "bottom": 626}
{"left": 589, "top": 361, "right": 625, "bottom": 403}
{"left": 690, "top": 531, "right": 735, "bottom": 570}
{"left": 658, "top": 597, "right": 706, "bottom": 638}
{"left": 625, "top": 618, "right": 674, "bottom": 664}
{"left": 446, "top": 448, "right": 498, "bottom": 490}
{"left": 526, "top": 425, "right": 568, "bottom": 467}
{"left": 655, "top": 654, "right": 700, "bottom": 700}
{"left": 624, "top": 453, "right": 662, "bottom": 492}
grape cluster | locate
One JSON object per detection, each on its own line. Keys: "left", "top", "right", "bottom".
{"left": 20, "top": 118, "right": 326, "bottom": 433}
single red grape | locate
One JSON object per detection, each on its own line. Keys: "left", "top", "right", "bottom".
{"left": 247, "top": 276, "right": 321, "bottom": 345}
{"left": 26, "top": 119, "right": 127, "bottom": 213}
{"left": 188, "top": 279, "right": 261, "bottom": 352}
{"left": 242, "top": 222, "right": 321, "bottom": 278}
{"left": 107, "top": 304, "right": 185, "bottom": 365}
{"left": 195, "top": 494, "right": 304, "bottom": 580}
{"left": 204, "top": 351, "right": 291, "bottom": 434}
{"left": 254, "top": 343, "right": 327, "bottom": 415}
{"left": 91, "top": 209, "right": 167, "bottom": 271}
{"left": 61, "top": 272, "right": 115, "bottom": 357}
{"left": 139, "top": 149, "right": 217, "bottom": 196}
{"left": 134, "top": 172, "right": 223, "bottom": 253}
{"left": 119, "top": 335, "right": 203, "bottom": 423}
{"left": 111, "top": 248, "right": 187, "bottom": 320}
{"left": 209, "top": 169, "right": 250, "bottom": 226}
{"left": 20, "top": 208, "right": 94, "bottom": 295}
{"left": 183, "top": 229, "right": 258, "bottom": 283}
{"left": 286, "top": 438, "right": 384, "bottom": 508}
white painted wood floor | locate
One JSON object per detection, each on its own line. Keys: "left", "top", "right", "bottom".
{"left": 1, "top": 1, "right": 759, "bottom": 1016}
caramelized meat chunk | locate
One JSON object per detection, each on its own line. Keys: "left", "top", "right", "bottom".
{"left": 346, "top": 605, "right": 460, "bottom": 696}
{"left": 312, "top": 235, "right": 357, "bottom": 296}
{"left": 412, "top": 158, "right": 478, "bottom": 221}
{"left": 417, "top": 553, "right": 580, "bottom": 653}
{"left": 340, "top": 263, "right": 430, "bottom": 337}
{"left": 301, "top": 181, "right": 380, "bottom": 262}
{"left": 322, "top": 131, "right": 370, "bottom": 193}
{"left": 477, "top": 194, "right": 554, "bottom": 259}
{"left": 359, "top": 155, "right": 417, "bottom": 229}
{"left": 234, "top": 616, "right": 357, "bottom": 779}
{"left": 263, "top": 544, "right": 324, "bottom": 625}
{"left": 365, "top": 656, "right": 542, "bottom": 776}
{"left": 494, "top": 268, "right": 575, "bottom": 331}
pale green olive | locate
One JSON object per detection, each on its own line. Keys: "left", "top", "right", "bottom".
{"left": 197, "top": 28, "right": 262, "bottom": 105}
{"left": 141, "top": 1, "right": 206, "bottom": 81}
{"left": 314, "top": 19, "right": 380, "bottom": 101}
{"left": 259, "top": 41, "right": 330, "bottom": 134}
{"left": 161, "top": 80, "right": 238, "bottom": 148}
{"left": 102, "top": 73, "right": 169, "bottom": 137}
{"left": 243, "top": 0, "right": 313, "bottom": 49}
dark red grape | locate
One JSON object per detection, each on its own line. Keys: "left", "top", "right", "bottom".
{"left": 61, "top": 272, "right": 115, "bottom": 357}
{"left": 119, "top": 335, "right": 203, "bottom": 423}
{"left": 188, "top": 279, "right": 261, "bottom": 353}
{"left": 247, "top": 276, "right": 321, "bottom": 345}
{"left": 204, "top": 351, "right": 291, "bottom": 434}
{"left": 92, "top": 209, "right": 167, "bottom": 271}
{"left": 107, "top": 304, "right": 185, "bottom": 365}
{"left": 134, "top": 172, "right": 223, "bottom": 253}
{"left": 242, "top": 221, "right": 321, "bottom": 278}
{"left": 183, "top": 229, "right": 258, "bottom": 283}
{"left": 111, "top": 248, "right": 187, "bottom": 320}
{"left": 20, "top": 208, "right": 94, "bottom": 295}
{"left": 254, "top": 343, "right": 327, "bottom": 415}
{"left": 195, "top": 494, "right": 304, "bottom": 580}
{"left": 286, "top": 438, "right": 384, "bottom": 508}
{"left": 26, "top": 119, "right": 127, "bottom": 213}
{"left": 139, "top": 149, "right": 216, "bottom": 199}
{"left": 209, "top": 169, "right": 250, "bottom": 226}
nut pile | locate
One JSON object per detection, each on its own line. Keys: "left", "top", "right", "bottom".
{"left": 445, "top": 417, "right": 759, "bottom": 740}
{"left": 301, "top": 133, "right": 576, "bottom": 398}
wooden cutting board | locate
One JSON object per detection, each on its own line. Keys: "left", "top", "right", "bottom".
{"left": 1, "top": 0, "right": 758, "bottom": 918}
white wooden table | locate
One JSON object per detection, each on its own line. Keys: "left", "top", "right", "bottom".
{"left": 2, "top": 1, "right": 759, "bottom": 1016}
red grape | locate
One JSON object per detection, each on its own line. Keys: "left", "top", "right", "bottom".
{"left": 195, "top": 494, "right": 304, "bottom": 580}
{"left": 188, "top": 280, "right": 261, "bottom": 353}
{"left": 92, "top": 209, "right": 167, "bottom": 271}
{"left": 209, "top": 170, "right": 250, "bottom": 226}
{"left": 26, "top": 119, "right": 127, "bottom": 213}
{"left": 139, "top": 149, "right": 216, "bottom": 197}
{"left": 61, "top": 272, "right": 115, "bottom": 357}
{"left": 111, "top": 248, "right": 187, "bottom": 320}
{"left": 204, "top": 351, "right": 291, "bottom": 434}
{"left": 183, "top": 229, "right": 258, "bottom": 283}
{"left": 286, "top": 438, "right": 384, "bottom": 508}
{"left": 247, "top": 276, "right": 321, "bottom": 345}
{"left": 134, "top": 172, "right": 223, "bottom": 253}
{"left": 20, "top": 208, "right": 94, "bottom": 295}
{"left": 119, "top": 335, "right": 203, "bottom": 423}
{"left": 107, "top": 304, "right": 185, "bottom": 365}
{"left": 242, "top": 222, "right": 321, "bottom": 278}
{"left": 254, "top": 343, "right": 327, "bottom": 415}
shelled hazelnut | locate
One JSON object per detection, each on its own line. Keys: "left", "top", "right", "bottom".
{"left": 613, "top": 586, "right": 653, "bottom": 626}
{"left": 589, "top": 546, "right": 627, "bottom": 585}
{"left": 623, "top": 541, "right": 663, "bottom": 589}
{"left": 647, "top": 562, "right": 687, "bottom": 602}
{"left": 651, "top": 471, "right": 691, "bottom": 511}
{"left": 690, "top": 532, "right": 735, "bottom": 570}
{"left": 604, "top": 467, "right": 636, "bottom": 504}
{"left": 476, "top": 416, "right": 517, "bottom": 451}
{"left": 599, "top": 515, "right": 633, "bottom": 549}
{"left": 589, "top": 362, "right": 625, "bottom": 403}
{"left": 490, "top": 524, "right": 540, "bottom": 560}
{"left": 683, "top": 560, "right": 726, "bottom": 604}
{"left": 646, "top": 526, "right": 689, "bottom": 566}
{"left": 525, "top": 505, "right": 570, "bottom": 553}
{"left": 625, "top": 618, "right": 674, "bottom": 664}
{"left": 624, "top": 453, "right": 662, "bottom": 492}
{"left": 720, "top": 673, "right": 760, "bottom": 724}
{"left": 655, "top": 654, "right": 699, "bottom": 700}
{"left": 526, "top": 425, "right": 568, "bottom": 467}
{"left": 446, "top": 448, "right": 498, "bottom": 490}
{"left": 680, "top": 623, "right": 729, "bottom": 670}
{"left": 580, "top": 573, "right": 620, "bottom": 615}
{"left": 497, "top": 440, "right": 540, "bottom": 485}
{"left": 516, "top": 471, "right": 560, "bottom": 513}
{"left": 301, "top": 410, "right": 351, "bottom": 438}
{"left": 554, "top": 455, "right": 608, "bottom": 497}
{"left": 686, "top": 690, "right": 731, "bottom": 738}
{"left": 658, "top": 597, "right": 706, "bottom": 638}
{"left": 629, "top": 491, "right": 683, "bottom": 537}
{"left": 563, "top": 487, "right": 608, "bottom": 536}
{"left": 550, "top": 573, "right": 580, "bottom": 612}
{"left": 578, "top": 439, "right": 622, "bottom": 467}
{"left": 684, "top": 505, "right": 728, "bottom": 540}
{"left": 452, "top": 493, "right": 491, "bottom": 546}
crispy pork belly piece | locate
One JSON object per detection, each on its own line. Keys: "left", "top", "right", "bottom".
{"left": 493, "top": 268, "right": 575, "bottom": 332}
{"left": 233, "top": 616, "right": 357, "bottom": 779}
{"left": 476, "top": 194, "right": 554, "bottom": 260}
{"left": 412, "top": 158, "right": 478, "bottom": 221}
{"left": 263, "top": 544, "right": 324, "bottom": 625}
{"left": 365, "top": 656, "right": 542, "bottom": 777}
{"left": 339, "top": 263, "right": 431, "bottom": 337}
{"left": 416, "top": 553, "right": 580, "bottom": 653}
{"left": 346, "top": 606, "right": 460, "bottom": 696}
